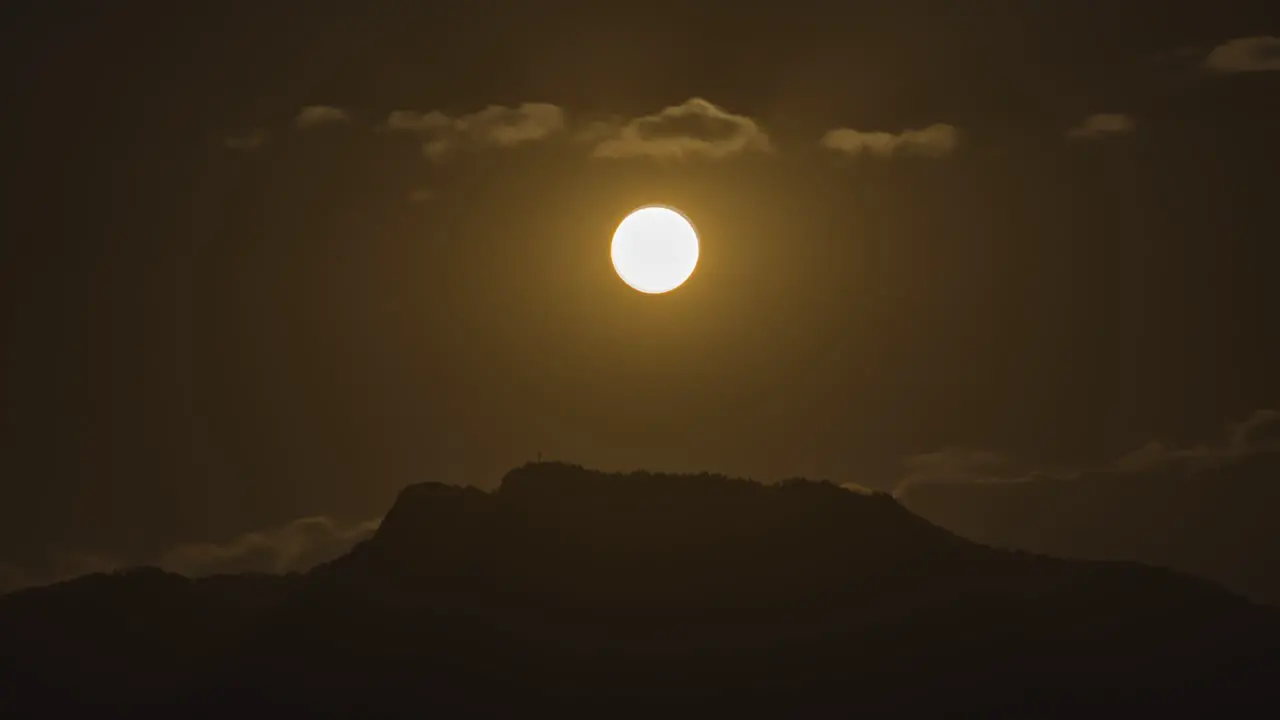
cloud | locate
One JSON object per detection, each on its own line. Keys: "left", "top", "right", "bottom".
{"left": 1204, "top": 36, "right": 1280, "bottom": 73}
{"left": 222, "top": 129, "right": 268, "bottom": 150}
{"left": 1113, "top": 409, "right": 1280, "bottom": 472}
{"left": 894, "top": 409, "right": 1280, "bottom": 494}
{"left": 0, "top": 516, "right": 380, "bottom": 596}
{"left": 383, "top": 98, "right": 769, "bottom": 161}
{"left": 0, "top": 553, "right": 118, "bottom": 597}
{"left": 819, "top": 123, "right": 959, "bottom": 159}
{"left": 1226, "top": 409, "right": 1280, "bottom": 450}
{"left": 384, "top": 103, "right": 566, "bottom": 161}
{"left": 295, "top": 105, "right": 352, "bottom": 129}
{"left": 897, "top": 448, "right": 1011, "bottom": 493}
{"left": 572, "top": 119, "right": 627, "bottom": 146}
{"left": 385, "top": 110, "right": 451, "bottom": 133}
{"left": 1067, "top": 113, "right": 1136, "bottom": 140}
{"left": 590, "top": 98, "right": 772, "bottom": 160}
{"left": 1110, "top": 441, "right": 1187, "bottom": 473}
{"left": 157, "top": 516, "right": 380, "bottom": 576}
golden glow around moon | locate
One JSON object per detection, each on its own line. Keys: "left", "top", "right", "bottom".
{"left": 611, "top": 206, "right": 700, "bottom": 294}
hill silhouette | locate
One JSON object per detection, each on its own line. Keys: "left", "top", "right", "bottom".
{"left": 899, "top": 450, "right": 1280, "bottom": 606}
{"left": 3, "top": 463, "right": 1278, "bottom": 716}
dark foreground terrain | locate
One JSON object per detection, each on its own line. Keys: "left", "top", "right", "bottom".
{"left": 3, "top": 463, "right": 1278, "bottom": 716}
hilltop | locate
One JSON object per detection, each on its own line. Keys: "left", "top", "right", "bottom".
{"left": 2, "top": 463, "right": 1277, "bottom": 716}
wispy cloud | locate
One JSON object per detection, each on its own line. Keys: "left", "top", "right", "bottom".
{"left": 384, "top": 103, "right": 566, "bottom": 161}
{"left": 819, "top": 123, "right": 959, "bottom": 159}
{"left": 590, "top": 98, "right": 772, "bottom": 160}
{"left": 1067, "top": 113, "right": 1136, "bottom": 140}
{"left": 894, "top": 409, "right": 1280, "bottom": 495}
{"left": 1204, "top": 36, "right": 1280, "bottom": 73}
{"left": 896, "top": 448, "right": 1011, "bottom": 493}
{"left": 158, "top": 516, "right": 380, "bottom": 576}
{"left": 1111, "top": 409, "right": 1280, "bottom": 472}
{"left": 222, "top": 129, "right": 268, "bottom": 150}
{"left": 0, "top": 554, "right": 116, "bottom": 597}
{"left": 1, "top": 516, "right": 380, "bottom": 596}
{"left": 295, "top": 105, "right": 352, "bottom": 129}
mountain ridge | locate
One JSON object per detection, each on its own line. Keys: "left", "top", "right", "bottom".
{"left": 2, "top": 463, "right": 1277, "bottom": 715}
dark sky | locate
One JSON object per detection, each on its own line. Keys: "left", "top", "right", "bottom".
{"left": 2, "top": 1, "right": 1279, "bottom": 580}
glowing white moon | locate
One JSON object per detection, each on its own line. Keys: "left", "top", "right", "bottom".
{"left": 611, "top": 206, "right": 700, "bottom": 294}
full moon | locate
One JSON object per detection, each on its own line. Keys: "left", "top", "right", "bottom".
{"left": 611, "top": 205, "right": 700, "bottom": 294}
